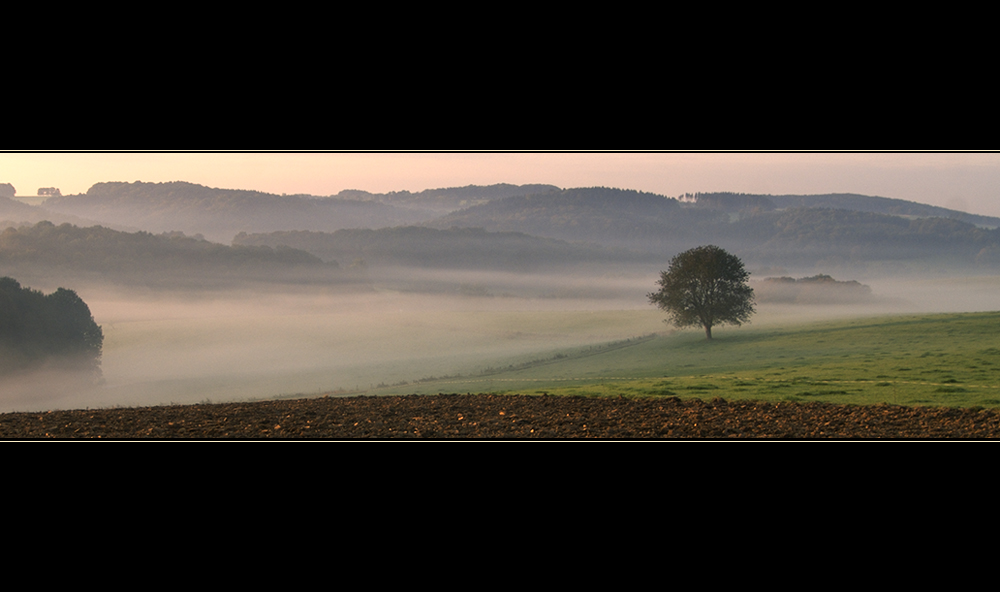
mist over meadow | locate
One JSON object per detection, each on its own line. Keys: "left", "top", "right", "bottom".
{"left": 2, "top": 181, "right": 999, "bottom": 413}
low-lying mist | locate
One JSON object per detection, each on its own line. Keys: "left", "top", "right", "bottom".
{"left": 0, "top": 269, "right": 663, "bottom": 413}
{"left": 2, "top": 265, "right": 998, "bottom": 414}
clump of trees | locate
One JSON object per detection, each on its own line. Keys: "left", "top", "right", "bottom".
{"left": 0, "top": 277, "right": 103, "bottom": 379}
{"left": 752, "top": 274, "right": 873, "bottom": 304}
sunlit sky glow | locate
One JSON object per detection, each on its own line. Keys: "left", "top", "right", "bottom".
{"left": 3, "top": 151, "right": 1000, "bottom": 217}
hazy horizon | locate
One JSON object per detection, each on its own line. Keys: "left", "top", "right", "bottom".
{"left": 3, "top": 151, "right": 999, "bottom": 217}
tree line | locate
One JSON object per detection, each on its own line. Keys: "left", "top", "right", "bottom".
{"left": 233, "top": 225, "right": 652, "bottom": 272}
{"left": 0, "top": 221, "right": 361, "bottom": 288}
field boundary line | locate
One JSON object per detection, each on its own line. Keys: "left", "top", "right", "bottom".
{"left": 367, "top": 372, "right": 1000, "bottom": 394}
{"left": 715, "top": 376, "right": 1000, "bottom": 389}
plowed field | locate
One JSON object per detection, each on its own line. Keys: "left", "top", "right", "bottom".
{"left": 2, "top": 393, "right": 999, "bottom": 439}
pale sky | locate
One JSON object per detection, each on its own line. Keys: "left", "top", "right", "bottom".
{"left": 3, "top": 151, "right": 1000, "bottom": 217}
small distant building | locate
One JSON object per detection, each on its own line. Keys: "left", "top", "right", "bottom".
{"left": 37, "top": 187, "right": 62, "bottom": 196}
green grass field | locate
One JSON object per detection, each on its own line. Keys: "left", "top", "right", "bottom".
{"left": 368, "top": 311, "right": 1000, "bottom": 408}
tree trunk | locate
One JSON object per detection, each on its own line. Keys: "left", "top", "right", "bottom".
{"left": 705, "top": 324, "right": 713, "bottom": 340}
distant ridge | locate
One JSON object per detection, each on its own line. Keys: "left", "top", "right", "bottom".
{"left": 0, "top": 221, "right": 359, "bottom": 289}
{"left": 423, "top": 186, "right": 1000, "bottom": 271}
{"left": 234, "top": 225, "right": 651, "bottom": 272}
{"left": 333, "top": 183, "right": 561, "bottom": 213}
{"left": 22, "top": 180, "right": 1000, "bottom": 273}
{"left": 427, "top": 186, "right": 711, "bottom": 251}
{"left": 40, "top": 181, "right": 429, "bottom": 243}
{"left": 0, "top": 195, "right": 103, "bottom": 228}
{"left": 693, "top": 192, "right": 1000, "bottom": 228}
{"left": 37, "top": 181, "right": 563, "bottom": 243}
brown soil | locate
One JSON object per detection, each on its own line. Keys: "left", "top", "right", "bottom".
{"left": 2, "top": 393, "right": 999, "bottom": 439}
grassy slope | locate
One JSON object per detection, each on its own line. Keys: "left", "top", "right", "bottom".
{"left": 368, "top": 311, "right": 1000, "bottom": 408}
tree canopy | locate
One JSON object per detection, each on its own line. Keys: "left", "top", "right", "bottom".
{"left": 0, "top": 277, "right": 103, "bottom": 378}
{"left": 648, "top": 245, "right": 755, "bottom": 339}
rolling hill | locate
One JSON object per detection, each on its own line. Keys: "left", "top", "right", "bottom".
{"left": 233, "top": 226, "right": 653, "bottom": 272}
{"left": 693, "top": 192, "right": 1000, "bottom": 227}
{"left": 424, "top": 187, "right": 1000, "bottom": 273}
{"left": 37, "top": 182, "right": 564, "bottom": 243}
{"left": 332, "top": 183, "right": 561, "bottom": 214}
{"left": 426, "top": 186, "right": 723, "bottom": 252}
{"left": 0, "top": 196, "right": 103, "bottom": 229}
{"left": 21, "top": 180, "right": 1000, "bottom": 277}
{"left": 40, "top": 181, "right": 430, "bottom": 243}
{"left": 0, "top": 221, "right": 363, "bottom": 289}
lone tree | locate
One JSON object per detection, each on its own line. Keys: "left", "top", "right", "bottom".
{"left": 648, "top": 245, "right": 755, "bottom": 340}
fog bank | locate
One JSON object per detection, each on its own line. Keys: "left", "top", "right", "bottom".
{"left": 1, "top": 283, "right": 661, "bottom": 413}
{"left": 3, "top": 270, "right": 998, "bottom": 414}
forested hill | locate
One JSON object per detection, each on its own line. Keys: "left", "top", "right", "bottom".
{"left": 0, "top": 221, "right": 363, "bottom": 289}
{"left": 423, "top": 187, "right": 1000, "bottom": 272}
{"left": 26, "top": 181, "right": 1000, "bottom": 275}
{"left": 692, "top": 192, "right": 1000, "bottom": 228}
{"left": 426, "top": 187, "right": 721, "bottom": 252}
{"left": 726, "top": 207, "right": 1000, "bottom": 269}
{"left": 0, "top": 196, "right": 101, "bottom": 228}
{"left": 233, "top": 226, "right": 653, "bottom": 272}
{"left": 333, "top": 183, "right": 561, "bottom": 214}
{"left": 40, "top": 181, "right": 430, "bottom": 242}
